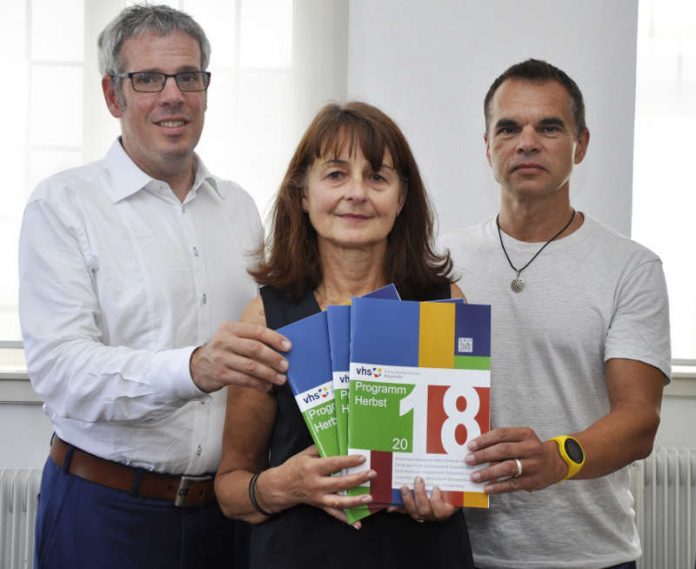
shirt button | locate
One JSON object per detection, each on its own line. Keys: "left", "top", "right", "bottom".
{"left": 196, "top": 445, "right": 202, "bottom": 456}
{"left": 193, "top": 246, "right": 199, "bottom": 257}
{"left": 202, "top": 293, "right": 207, "bottom": 304}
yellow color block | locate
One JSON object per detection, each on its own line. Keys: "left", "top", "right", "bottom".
{"left": 462, "top": 492, "right": 489, "bottom": 509}
{"left": 418, "top": 302, "right": 454, "bottom": 368}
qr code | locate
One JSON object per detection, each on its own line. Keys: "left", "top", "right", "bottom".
{"left": 457, "top": 337, "right": 473, "bottom": 353}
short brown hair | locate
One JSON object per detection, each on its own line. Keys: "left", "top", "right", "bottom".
{"left": 250, "top": 101, "right": 452, "bottom": 301}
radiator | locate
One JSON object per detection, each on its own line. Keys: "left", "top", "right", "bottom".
{"left": 633, "top": 447, "right": 696, "bottom": 569}
{"left": 1, "top": 453, "right": 695, "bottom": 569}
{"left": 0, "top": 469, "right": 41, "bottom": 569}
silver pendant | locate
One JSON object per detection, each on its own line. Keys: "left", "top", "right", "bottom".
{"left": 511, "top": 276, "right": 525, "bottom": 293}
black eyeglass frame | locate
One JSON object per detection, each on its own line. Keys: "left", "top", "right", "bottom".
{"left": 111, "top": 71, "right": 212, "bottom": 93}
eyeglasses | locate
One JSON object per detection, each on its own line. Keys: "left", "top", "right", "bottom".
{"left": 112, "top": 71, "right": 211, "bottom": 93}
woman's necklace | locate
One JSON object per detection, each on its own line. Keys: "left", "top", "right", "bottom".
{"left": 496, "top": 209, "right": 576, "bottom": 293}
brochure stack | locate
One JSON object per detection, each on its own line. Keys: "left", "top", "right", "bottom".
{"left": 278, "top": 286, "right": 491, "bottom": 524}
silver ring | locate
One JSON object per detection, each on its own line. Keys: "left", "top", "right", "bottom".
{"left": 415, "top": 518, "right": 425, "bottom": 523}
{"left": 513, "top": 458, "right": 523, "bottom": 479}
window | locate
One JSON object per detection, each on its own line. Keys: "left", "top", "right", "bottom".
{"left": 633, "top": 0, "right": 696, "bottom": 364}
{"left": 1, "top": 0, "right": 84, "bottom": 346}
{"left": 0, "top": 0, "right": 348, "bottom": 374}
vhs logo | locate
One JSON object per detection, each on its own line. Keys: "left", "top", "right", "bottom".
{"left": 302, "top": 384, "right": 331, "bottom": 405}
{"left": 355, "top": 365, "right": 382, "bottom": 379}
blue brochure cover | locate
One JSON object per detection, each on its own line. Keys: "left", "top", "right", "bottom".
{"left": 279, "top": 311, "right": 339, "bottom": 458}
{"left": 346, "top": 297, "right": 492, "bottom": 509}
{"left": 326, "top": 284, "right": 401, "bottom": 457}
{"left": 279, "top": 284, "right": 401, "bottom": 463}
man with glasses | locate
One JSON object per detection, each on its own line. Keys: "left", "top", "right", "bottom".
{"left": 18, "top": 5, "right": 289, "bottom": 568}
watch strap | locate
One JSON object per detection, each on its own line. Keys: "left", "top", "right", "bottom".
{"left": 551, "top": 435, "right": 585, "bottom": 480}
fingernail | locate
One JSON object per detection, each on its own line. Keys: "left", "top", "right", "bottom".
{"left": 471, "top": 472, "right": 481, "bottom": 483}
{"left": 401, "top": 485, "right": 409, "bottom": 494}
{"left": 357, "top": 455, "right": 366, "bottom": 464}
{"left": 281, "top": 340, "right": 291, "bottom": 350}
{"left": 415, "top": 476, "right": 424, "bottom": 485}
{"left": 275, "top": 374, "right": 286, "bottom": 385}
{"left": 352, "top": 522, "right": 362, "bottom": 530}
{"left": 279, "top": 359, "right": 288, "bottom": 371}
{"left": 464, "top": 454, "right": 475, "bottom": 465}
{"left": 360, "top": 494, "right": 372, "bottom": 503}
{"left": 366, "top": 469, "right": 377, "bottom": 479}
{"left": 467, "top": 440, "right": 478, "bottom": 451}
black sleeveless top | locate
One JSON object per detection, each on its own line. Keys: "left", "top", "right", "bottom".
{"left": 249, "top": 284, "right": 474, "bottom": 569}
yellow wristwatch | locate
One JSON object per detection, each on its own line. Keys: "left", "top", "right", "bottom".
{"left": 551, "top": 436, "right": 585, "bottom": 480}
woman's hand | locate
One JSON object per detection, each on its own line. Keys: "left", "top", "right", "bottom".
{"left": 389, "top": 476, "right": 457, "bottom": 523}
{"left": 257, "top": 446, "right": 376, "bottom": 525}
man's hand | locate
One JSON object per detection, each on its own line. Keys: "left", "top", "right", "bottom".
{"left": 190, "top": 321, "right": 291, "bottom": 393}
{"left": 465, "top": 427, "right": 568, "bottom": 494}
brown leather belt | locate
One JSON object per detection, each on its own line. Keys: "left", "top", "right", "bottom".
{"left": 50, "top": 436, "right": 216, "bottom": 507}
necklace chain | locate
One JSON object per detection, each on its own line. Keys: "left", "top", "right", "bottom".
{"left": 496, "top": 209, "right": 576, "bottom": 292}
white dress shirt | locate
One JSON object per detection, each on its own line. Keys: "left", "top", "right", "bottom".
{"left": 19, "top": 140, "right": 262, "bottom": 475}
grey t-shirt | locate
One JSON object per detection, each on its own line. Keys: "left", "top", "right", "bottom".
{"left": 440, "top": 214, "right": 670, "bottom": 569}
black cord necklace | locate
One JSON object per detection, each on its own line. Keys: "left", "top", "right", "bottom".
{"left": 496, "top": 209, "right": 576, "bottom": 293}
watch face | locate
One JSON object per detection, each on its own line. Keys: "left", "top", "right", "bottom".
{"left": 565, "top": 438, "right": 584, "bottom": 463}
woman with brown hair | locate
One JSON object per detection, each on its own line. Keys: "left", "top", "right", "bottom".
{"left": 215, "top": 102, "right": 474, "bottom": 568}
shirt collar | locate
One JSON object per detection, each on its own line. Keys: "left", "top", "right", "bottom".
{"left": 192, "top": 155, "right": 223, "bottom": 199}
{"left": 104, "top": 138, "right": 223, "bottom": 203}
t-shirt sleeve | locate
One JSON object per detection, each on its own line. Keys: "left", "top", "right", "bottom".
{"left": 604, "top": 258, "right": 671, "bottom": 382}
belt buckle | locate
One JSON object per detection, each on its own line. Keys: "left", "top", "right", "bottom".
{"left": 175, "top": 475, "right": 212, "bottom": 507}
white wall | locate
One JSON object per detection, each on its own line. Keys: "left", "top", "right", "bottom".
{"left": 0, "top": 404, "right": 52, "bottom": 469}
{"left": 345, "top": 0, "right": 695, "bottom": 450}
{"left": 347, "top": 0, "right": 639, "bottom": 236}
{"left": 1, "top": 0, "right": 693, "bottom": 472}
{"left": 655, "top": 382, "right": 696, "bottom": 449}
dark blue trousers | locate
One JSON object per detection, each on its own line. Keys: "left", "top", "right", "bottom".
{"left": 35, "top": 456, "right": 250, "bottom": 569}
